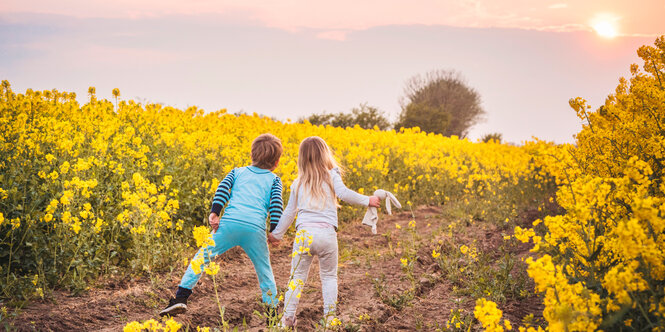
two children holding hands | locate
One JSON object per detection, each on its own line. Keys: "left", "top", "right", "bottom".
{"left": 161, "top": 134, "right": 380, "bottom": 329}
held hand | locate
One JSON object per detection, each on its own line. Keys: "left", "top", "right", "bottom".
{"left": 209, "top": 213, "right": 220, "bottom": 232}
{"left": 368, "top": 196, "right": 381, "bottom": 208}
{"left": 267, "top": 233, "right": 281, "bottom": 246}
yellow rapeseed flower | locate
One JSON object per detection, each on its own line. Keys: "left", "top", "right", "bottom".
{"left": 10, "top": 218, "right": 20, "bottom": 230}
{"left": 400, "top": 258, "right": 408, "bottom": 267}
{"left": 164, "top": 317, "right": 181, "bottom": 332}
{"left": 123, "top": 321, "right": 143, "bottom": 332}
{"left": 204, "top": 262, "right": 220, "bottom": 276}
{"left": 191, "top": 254, "right": 205, "bottom": 275}
{"left": 192, "top": 226, "right": 214, "bottom": 248}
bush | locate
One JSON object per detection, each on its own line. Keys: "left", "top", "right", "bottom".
{"left": 396, "top": 70, "right": 485, "bottom": 137}
{"left": 518, "top": 36, "right": 665, "bottom": 331}
{"left": 302, "top": 103, "right": 391, "bottom": 130}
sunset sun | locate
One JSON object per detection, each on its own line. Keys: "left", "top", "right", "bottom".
{"left": 592, "top": 18, "right": 619, "bottom": 39}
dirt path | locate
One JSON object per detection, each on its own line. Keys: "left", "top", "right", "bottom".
{"left": 8, "top": 206, "right": 543, "bottom": 331}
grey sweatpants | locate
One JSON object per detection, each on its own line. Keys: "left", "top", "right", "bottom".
{"left": 283, "top": 226, "right": 338, "bottom": 317}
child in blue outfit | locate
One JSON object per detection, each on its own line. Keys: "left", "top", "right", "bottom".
{"left": 160, "top": 133, "right": 284, "bottom": 318}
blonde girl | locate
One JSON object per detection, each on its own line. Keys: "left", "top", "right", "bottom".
{"left": 269, "top": 136, "right": 379, "bottom": 327}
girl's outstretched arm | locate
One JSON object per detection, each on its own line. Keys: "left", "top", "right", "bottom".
{"left": 271, "top": 182, "right": 298, "bottom": 240}
{"left": 331, "top": 168, "right": 371, "bottom": 206}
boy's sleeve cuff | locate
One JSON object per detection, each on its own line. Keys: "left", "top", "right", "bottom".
{"left": 210, "top": 203, "right": 223, "bottom": 216}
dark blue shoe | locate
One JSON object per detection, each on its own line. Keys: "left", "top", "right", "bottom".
{"left": 159, "top": 297, "right": 187, "bottom": 317}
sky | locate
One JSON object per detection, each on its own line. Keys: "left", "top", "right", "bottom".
{"left": 1, "top": 1, "right": 664, "bottom": 144}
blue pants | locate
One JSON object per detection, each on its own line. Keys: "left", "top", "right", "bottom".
{"left": 178, "top": 221, "right": 278, "bottom": 306}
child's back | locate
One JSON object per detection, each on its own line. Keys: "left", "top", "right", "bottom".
{"left": 160, "top": 134, "right": 284, "bottom": 320}
{"left": 269, "top": 136, "right": 379, "bottom": 328}
{"left": 216, "top": 165, "right": 282, "bottom": 231}
{"left": 280, "top": 167, "right": 367, "bottom": 230}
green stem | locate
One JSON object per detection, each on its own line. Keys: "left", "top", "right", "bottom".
{"left": 212, "top": 274, "right": 226, "bottom": 330}
{"left": 282, "top": 251, "right": 305, "bottom": 327}
{"left": 5, "top": 230, "right": 13, "bottom": 286}
{"left": 58, "top": 235, "right": 83, "bottom": 284}
{"left": 630, "top": 291, "right": 654, "bottom": 327}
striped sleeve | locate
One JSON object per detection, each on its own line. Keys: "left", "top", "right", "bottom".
{"left": 268, "top": 176, "right": 284, "bottom": 232}
{"left": 210, "top": 169, "right": 236, "bottom": 216}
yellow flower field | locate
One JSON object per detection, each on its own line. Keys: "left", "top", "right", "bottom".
{"left": 0, "top": 77, "right": 550, "bottom": 303}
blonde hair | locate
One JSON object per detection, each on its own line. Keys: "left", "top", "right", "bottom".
{"left": 251, "top": 133, "right": 283, "bottom": 169}
{"left": 295, "top": 136, "right": 341, "bottom": 209}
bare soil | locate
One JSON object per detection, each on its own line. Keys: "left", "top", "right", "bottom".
{"left": 8, "top": 206, "right": 544, "bottom": 331}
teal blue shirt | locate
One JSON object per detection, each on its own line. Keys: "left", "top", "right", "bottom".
{"left": 211, "top": 166, "right": 283, "bottom": 231}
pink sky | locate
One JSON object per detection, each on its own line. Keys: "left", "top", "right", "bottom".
{"left": 3, "top": 0, "right": 664, "bottom": 37}
{"left": 1, "top": 1, "right": 663, "bottom": 143}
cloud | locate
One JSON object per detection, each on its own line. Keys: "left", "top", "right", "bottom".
{"left": 315, "top": 30, "right": 349, "bottom": 41}
{"left": 532, "top": 23, "right": 589, "bottom": 32}
{"left": 548, "top": 3, "right": 568, "bottom": 9}
{"left": 2, "top": 0, "right": 663, "bottom": 36}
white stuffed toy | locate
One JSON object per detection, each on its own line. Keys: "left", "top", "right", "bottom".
{"left": 362, "top": 189, "right": 402, "bottom": 234}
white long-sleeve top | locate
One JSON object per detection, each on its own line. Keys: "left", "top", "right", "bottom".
{"left": 271, "top": 168, "right": 369, "bottom": 240}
